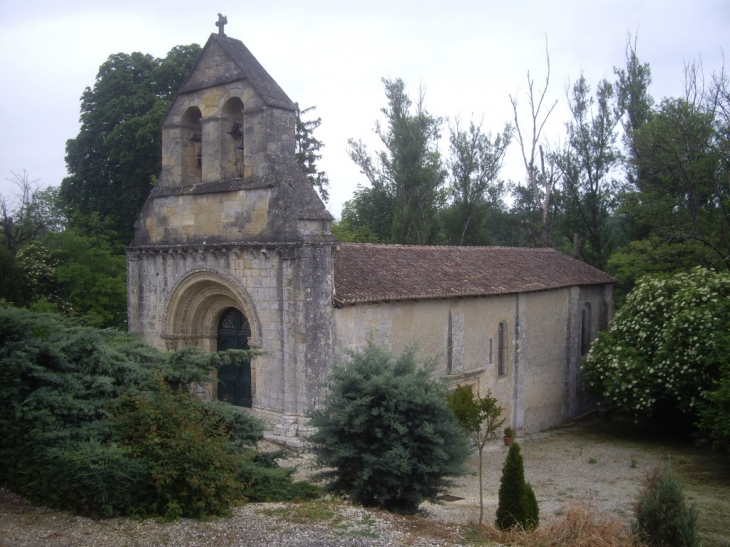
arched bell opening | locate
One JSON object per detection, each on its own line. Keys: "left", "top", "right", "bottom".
{"left": 221, "top": 97, "right": 245, "bottom": 179}
{"left": 216, "top": 307, "right": 253, "bottom": 407}
{"left": 182, "top": 106, "right": 203, "bottom": 185}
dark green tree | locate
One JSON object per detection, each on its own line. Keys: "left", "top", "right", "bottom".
{"left": 338, "top": 185, "right": 395, "bottom": 243}
{"left": 496, "top": 441, "right": 538, "bottom": 531}
{"left": 611, "top": 97, "right": 728, "bottom": 283}
{"left": 24, "top": 229, "right": 127, "bottom": 329}
{"left": 60, "top": 45, "right": 201, "bottom": 246}
{"left": 295, "top": 104, "right": 330, "bottom": 202}
{"left": 0, "top": 246, "right": 28, "bottom": 306}
{"left": 348, "top": 78, "right": 445, "bottom": 244}
{"left": 447, "top": 386, "right": 505, "bottom": 526}
{"left": 555, "top": 75, "right": 621, "bottom": 269}
{"left": 442, "top": 119, "right": 511, "bottom": 246}
{"left": 308, "top": 342, "right": 468, "bottom": 513}
{"left": 611, "top": 63, "right": 730, "bottom": 286}
{"left": 330, "top": 217, "right": 382, "bottom": 243}
{"left": 614, "top": 35, "right": 655, "bottom": 192}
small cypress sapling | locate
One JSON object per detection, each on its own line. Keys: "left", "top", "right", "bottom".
{"left": 496, "top": 441, "right": 539, "bottom": 530}
{"left": 634, "top": 465, "right": 699, "bottom": 547}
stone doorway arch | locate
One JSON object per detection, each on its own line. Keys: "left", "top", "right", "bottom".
{"left": 162, "top": 267, "right": 261, "bottom": 353}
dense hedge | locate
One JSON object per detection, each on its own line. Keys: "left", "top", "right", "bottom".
{"left": 0, "top": 307, "right": 318, "bottom": 519}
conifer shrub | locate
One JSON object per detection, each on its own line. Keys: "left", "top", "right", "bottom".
{"left": 633, "top": 466, "right": 699, "bottom": 547}
{"left": 308, "top": 343, "right": 468, "bottom": 513}
{"left": 0, "top": 307, "right": 317, "bottom": 518}
{"left": 496, "top": 442, "right": 539, "bottom": 530}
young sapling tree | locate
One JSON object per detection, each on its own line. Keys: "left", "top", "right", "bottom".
{"left": 447, "top": 385, "right": 505, "bottom": 527}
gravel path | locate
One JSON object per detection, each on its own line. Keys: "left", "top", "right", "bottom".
{"left": 0, "top": 420, "right": 665, "bottom": 547}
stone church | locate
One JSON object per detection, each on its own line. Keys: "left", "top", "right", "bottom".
{"left": 127, "top": 22, "right": 616, "bottom": 443}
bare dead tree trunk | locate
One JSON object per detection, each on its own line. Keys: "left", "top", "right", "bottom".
{"left": 0, "top": 171, "right": 44, "bottom": 255}
{"left": 459, "top": 213, "right": 471, "bottom": 246}
{"left": 510, "top": 41, "right": 560, "bottom": 248}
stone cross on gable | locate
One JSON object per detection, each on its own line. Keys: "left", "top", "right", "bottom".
{"left": 216, "top": 13, "right": 228, "bottom": 36}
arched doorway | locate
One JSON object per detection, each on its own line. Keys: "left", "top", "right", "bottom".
{"left": 217, "top": 307, "right": 252, "bottom": 407}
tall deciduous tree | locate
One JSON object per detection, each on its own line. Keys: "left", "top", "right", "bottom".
{"left": 442, "top": 119, "right": 511, "bottom": 246}
{"left": 610, "top": 67, "right": 730, "bottom": 283}
{"left": 614, "top": 35, "right": 654, "bottom": 192}
{"left": 555, "top": 76, "right": 621, "bottom": 269}
{"left": 348, "top": 78, "right": 445, "bottom": 245}
{"left": 510, "top": 46, "right": 560, "bottom": 248}
{"left": 60, "top": 45, "right": 201, "bottom": 246}
{"left": 295, "top": 104, "right": 330, "bottom": 202}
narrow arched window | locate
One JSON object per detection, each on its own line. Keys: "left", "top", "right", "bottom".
{"left": 497, "top": 321, "right": 506, "bottom": 377}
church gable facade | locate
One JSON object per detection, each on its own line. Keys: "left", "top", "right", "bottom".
{"left": 127, "top": 23, "right": 615, "bottom": 442}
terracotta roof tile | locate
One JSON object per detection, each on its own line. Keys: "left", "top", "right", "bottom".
{"left": 333, "top": 243, "right": 616, "bottom": 305}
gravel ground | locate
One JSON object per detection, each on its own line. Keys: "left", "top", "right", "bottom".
{"left": 0, "top": 420, "right": 665, "bottom": 547}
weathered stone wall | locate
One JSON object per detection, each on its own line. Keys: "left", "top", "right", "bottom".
{"left": 333, "top": 284, "right": 614, "bottom": 435}
{"left": 127, "top": 241, "right": 335, "bottom": 439}
{"left": 333, "top": 295, "right": 519, "bottom": 429}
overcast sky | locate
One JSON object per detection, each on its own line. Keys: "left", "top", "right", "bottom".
{"left": 1, "top": 0, "right": 728, "bottom": 218}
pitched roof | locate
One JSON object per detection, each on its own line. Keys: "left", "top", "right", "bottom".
{"left": 333, "top": 243, "right": 616, "bottom": 305}
{"left": 177, "top": 34, "right": 295, "bottom": 111}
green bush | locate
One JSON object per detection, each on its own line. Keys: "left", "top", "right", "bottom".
{"left": 239, "top": 450, "right": 321, "bottom": 502}
{"left": 115, "top": 380, "right": 244, "bottom": 520}
{"left": 0, "top": 307, "right": 317, "bottom": 518}
{"left": 496, "top": 442, "right": 539, "bottom": 531}
{"left": 582, "top": 268, "right": 730, "bottom": 420}
{"left": 634, "top": 466, "right": 699, "bottom": 547}
{"left": 308, "top": 343, "right": 468, "bottom": 513}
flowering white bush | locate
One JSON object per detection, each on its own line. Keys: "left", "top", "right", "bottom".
{"left": 582, "top": 267, "right": 730, "bottom": 417}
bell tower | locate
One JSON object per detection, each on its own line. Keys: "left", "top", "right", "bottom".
{"left": 127, "top": 18, "right": 336, "bottom": 442}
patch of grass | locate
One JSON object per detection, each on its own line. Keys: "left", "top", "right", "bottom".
{"left": 573, "top": 417, "right": 730, "bottom": 547}
{"left": 588, "top": 457, "right": 598, "bottom": 464}
{"left": 260, "top": 501, "right": 341, "bottom": 524}
{"left": 631, "top": 457, "right": 638, "bottom": 468}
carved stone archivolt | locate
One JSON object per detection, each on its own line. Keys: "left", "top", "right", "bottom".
{"left": 162, "top": 267, "right": 261, "bottom": 351}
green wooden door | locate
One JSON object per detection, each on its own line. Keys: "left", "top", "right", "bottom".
{"left": 217, "top": 308, "right": 252, "bottom": 407}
